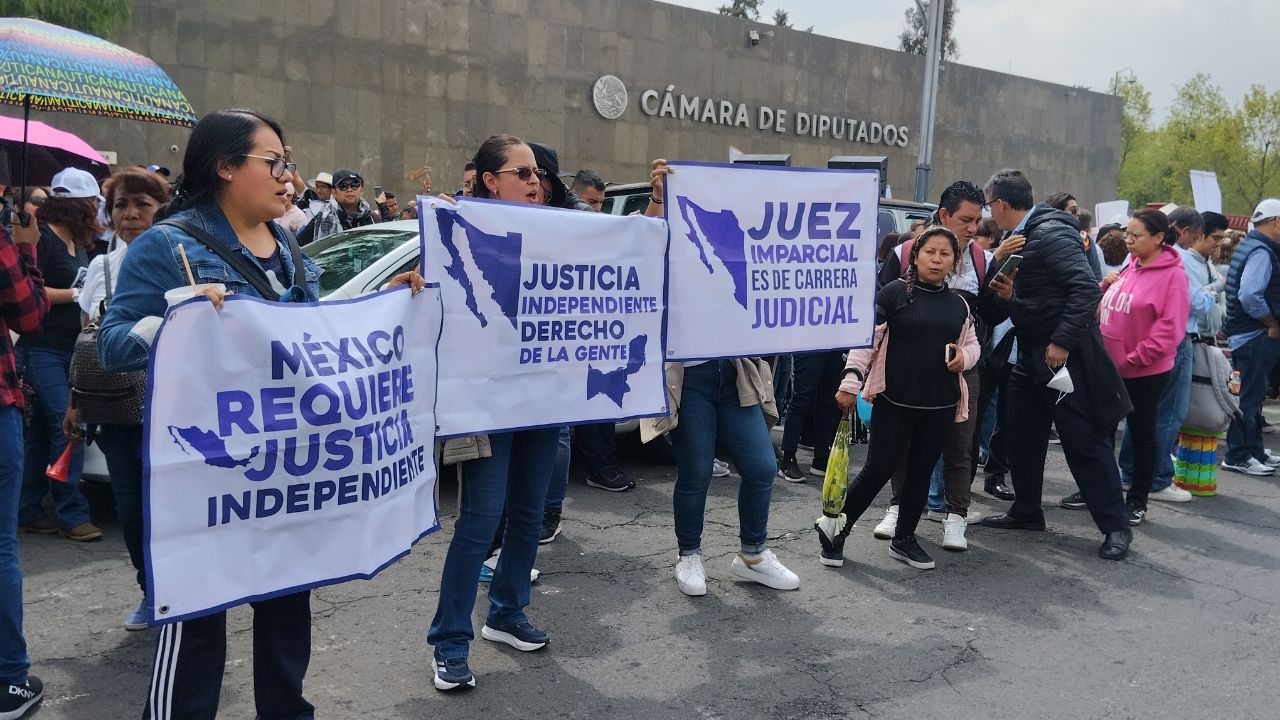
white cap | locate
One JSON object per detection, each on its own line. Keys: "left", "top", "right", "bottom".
{"left": 1252, "top": 198, "right": 1280, "bottom": 224}
{"left": 49, "top": 167, "right": 102, "bottom": 200}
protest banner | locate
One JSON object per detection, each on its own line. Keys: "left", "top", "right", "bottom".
{"left": 662, "top": 162, "right": 879, "bottom": 360}
{"left": 420, "top": 197, "right": 669, "bottom": 437}
{"left": 144, "top": 287, "right": 442, "bottom": 623}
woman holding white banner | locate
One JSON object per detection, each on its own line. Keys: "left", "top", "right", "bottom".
{"left": 99, "top": 109, "right": 421, "bottom": 720}
{"left": 426, "top": 134, "right": 562, "bottom": 692}
{"left": 640, "top": 160, "right": 801, "bottom": 597}
{"left": 821, "top": 227, "right": 981, "bottom": 571}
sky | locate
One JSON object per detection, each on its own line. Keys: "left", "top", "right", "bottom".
{"left": 662, "top": 0, "right": 1276, "bottom": 119}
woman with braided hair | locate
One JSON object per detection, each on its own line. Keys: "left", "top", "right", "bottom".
{"left": 817, "top": 226, "right": 981, "bottom": 571}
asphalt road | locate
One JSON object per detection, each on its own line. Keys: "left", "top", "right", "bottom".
{"left": 19, "top": 425, "right": 1280, "bottom": 719}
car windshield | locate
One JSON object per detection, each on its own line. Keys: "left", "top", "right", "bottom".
{"left": 304, "top": 228, "right": 416, "bottom": 296}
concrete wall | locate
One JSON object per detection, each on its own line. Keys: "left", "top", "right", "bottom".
{"left": 9, "top": 0, "right": 1121, "bottom": 205}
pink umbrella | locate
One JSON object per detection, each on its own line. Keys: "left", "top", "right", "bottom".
{"left": 0, "top": 115, "right": 110, "bottom": 186}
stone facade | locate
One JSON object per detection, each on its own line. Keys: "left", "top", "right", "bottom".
{"left": 13, "top": 0, "right": 1121, "bottom": 204}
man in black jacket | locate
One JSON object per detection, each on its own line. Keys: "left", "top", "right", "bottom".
{"left": 978, "top": 169, "right": 1133, "bottom": 560}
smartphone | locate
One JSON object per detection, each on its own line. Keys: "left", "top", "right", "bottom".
{"left": 997, "top": 253, "right": 1023, "bottom": 277}
{"left": 373, "top": 185, "right": 383, "bottom": 197}
{"left": 945, "top": 344, "right": 956, "bottom": 364}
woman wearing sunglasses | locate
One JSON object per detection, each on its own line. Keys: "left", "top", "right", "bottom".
{"left": 427, "top": 134, "right": 562, "bottom": 693}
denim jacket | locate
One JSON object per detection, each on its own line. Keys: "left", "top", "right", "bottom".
{"left": 98, "top": 202, "right": 321, "bottom": 372}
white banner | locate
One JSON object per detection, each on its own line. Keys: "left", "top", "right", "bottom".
{"left": 144, "top": 288, "right": 442, "bottom": 623}
{"left": 1190, "top": 170, "right": 1223, "bottom": 213}
{"left": 663, "top": 162, "right": 879, "bottom": 359}
{"left": 420, "top": 197, "right": 669, "bottom": 437}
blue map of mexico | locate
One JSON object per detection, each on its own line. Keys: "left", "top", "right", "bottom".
{"left": 421, "top": 199, "right": 669, "bottom": 436}
{"left": 663, "top": 162, "right": 879, "bottom": 360}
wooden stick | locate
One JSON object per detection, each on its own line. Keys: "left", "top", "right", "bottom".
{"left": 177, "top": 244, "right": 197, "bottom": 288}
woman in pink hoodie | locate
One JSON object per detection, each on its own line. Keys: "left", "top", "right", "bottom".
{"left": 1098, "top": 208, "right": 1190, "bottom": 526}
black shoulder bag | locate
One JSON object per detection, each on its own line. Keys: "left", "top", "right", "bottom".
{"left": 70, "top": 247, "right": 147, "bottom": 425}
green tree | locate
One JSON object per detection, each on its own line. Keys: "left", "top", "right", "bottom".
{"left": 1233, "top": 85, "right": 1280, "bottom": 204}
{"left": 0, "top": 0, "right": 132, "bottom": 39}
{"left": 899, "top": 0, "right": 959, "bottom": 61}
{"left": 718, "top": 0, "right": 762, "bottom": 20}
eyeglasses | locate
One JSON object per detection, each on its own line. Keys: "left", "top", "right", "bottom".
{"left": 335, "top": 180, "right": 363, "bottom": 191}
{"left": 492, "top": 166, "right": 548, "bottom": 182}
{"left": 242, "top": 154, "right": 296, "bottom": 180}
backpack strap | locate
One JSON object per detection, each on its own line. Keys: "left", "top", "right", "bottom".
{"left": 896, "top": 241, "right": 913, "bottom": 278}
{"left": 969, "top": 242, "right": 986, "bottom": 282}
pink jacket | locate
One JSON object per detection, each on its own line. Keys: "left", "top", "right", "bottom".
{"left": 1098, "top": 245, "right": 1190, "bottom": 379}
{"left": 837, "top": 315, "right": 981, "bottom": 422}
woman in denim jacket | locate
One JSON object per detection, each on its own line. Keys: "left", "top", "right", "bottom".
{"left": 98, "top": 109, "right": 321, "bottom": 720}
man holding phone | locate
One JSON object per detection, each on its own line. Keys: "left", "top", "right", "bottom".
{"left": 978, "top": 169, "right": 1133, "bottom": 561}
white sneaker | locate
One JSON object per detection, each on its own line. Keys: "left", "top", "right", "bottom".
{"left": 942, "top": 513, "right": 968, "bottom": 551}
{"left": 1222, "top": 458, "right": 1275, "bottom": 476}
{"left": 926, "top": 510, "right": 946, "bottom": 522}
{"left": 1149, "top": 485, "right": 1193, "bottom": 503}
{"left": 1264, "top": 449, "right": 1280, "bottom": 467}
{"left": 485, "top": 550, "right": 540, "bottom": 583}
{"left": 872, "top": 505, "right": 899, "bottom": 540}
{"left": 675, "top": 554, "right": 707, "bottom": 596}
{"left": 712, "top": 458, "right": 732, "bottom": 478}
{"left": 731, "top": 549, "right": 800, "bottom": 590}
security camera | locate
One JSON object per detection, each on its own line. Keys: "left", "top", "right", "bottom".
{"left": 749, "top": 29, "right": 760, "bottom": 46}
{"left": 169, "top": 144, "right": 179, "bottom": 153}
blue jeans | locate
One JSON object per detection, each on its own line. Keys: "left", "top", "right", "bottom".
{"left": 428, "top": 427, "right": 559, "bottom": 661}
{"left": 97, "top": 424, "right": 145, "bottom": 591}
{"left": 1119, "top": 336, "right": 1192, "bottom": 491}
{"left": 541, "top": 427, "right": 572, "bottom": 513}
{"left": 15, "top": 345, "right": 90, "bottom": 529}
{"left": 670, "top": 362, "right": 777, "bottom": 555}
{"left": 927, "top": 460, "right": 945, "bottom": 513}
{"left": 0, "top": 405, "right": 30, "bottom": 684}
{"left": 1226, "top": 334, "right": 1280, "bottom": 465}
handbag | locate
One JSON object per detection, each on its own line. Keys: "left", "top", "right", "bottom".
{"left": 69, "top": 247, "right": 147, "bottom": 425}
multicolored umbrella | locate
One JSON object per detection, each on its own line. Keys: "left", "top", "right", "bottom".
{"left": 0, "top": 18, "right": 197, "bottom": 126}
{"left": 0, "top": 18, "right": 197, "bottom": 218}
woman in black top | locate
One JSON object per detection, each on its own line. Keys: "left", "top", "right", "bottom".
{"left": 819, "top": 227, "right": 980, "bottom": 570}
{"left": 15, "top": 168, "right": 101, "bottom": 542}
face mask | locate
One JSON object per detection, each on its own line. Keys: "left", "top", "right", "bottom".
{"left": 1047, "top": 365, "right": 1074, "bottom": 404}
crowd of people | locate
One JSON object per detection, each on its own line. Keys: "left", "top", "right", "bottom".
{"left": 0, "top": 105, "right": 1278, "bottom": 719}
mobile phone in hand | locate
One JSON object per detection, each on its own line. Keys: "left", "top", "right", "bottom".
{"left": 945, "top": 344, "right": 957, "bottom": 364}
{"left": 997, "top": 253, "right": 1023, "bottom": 277}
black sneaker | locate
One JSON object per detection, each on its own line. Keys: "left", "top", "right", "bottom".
{"left": 433, "top": 657, "right": 475, "bottom": 691}
{"left": 539, "top": 510, "right": 562, "bottom": 544}
{"left": 1126, "top": 504, "right": 1146, "bottom": 526}
{"left": 778, "top": 457, "right": 805, "bottom": 483}
{"left": 888, "top": 535, "right": 936, "bottom": 570}
{"left": 815, "top": 518, "right": 848, "bottom": 567}
{"left": 1060, "top": 491, "right": 1087, "bottom": 510}
{"left": 481, "top": 620, "right": 549, "bottom": 652}
{"left": 808, "top": 459, "right": 827, "bottom": 478}
{"left": 586, "top": 467, "right": 634, "bottom": 492}
{"left": 0, "top": 675, "right": 43, "bottom": 717}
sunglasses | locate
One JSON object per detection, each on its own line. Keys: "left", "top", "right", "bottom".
{"left": 27, "top": 195, "right": 45, "bottom": 207}
{"left": 493, "top": 166, "right": 548, "bottom": 182}
{"left": 242, "top": 154, "right": 296, "bottom": 180}
{"left": 336, "top": 180, "right": 363, "bottom": 191}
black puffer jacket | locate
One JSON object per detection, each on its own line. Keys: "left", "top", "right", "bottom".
{"left": 1006, "top": 205, "right": 1098, "bottom": 351}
